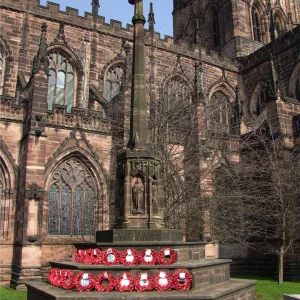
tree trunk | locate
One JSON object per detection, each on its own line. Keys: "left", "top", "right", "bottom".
{"left": 278, "top": 247, "right": 284, "bottom": 284}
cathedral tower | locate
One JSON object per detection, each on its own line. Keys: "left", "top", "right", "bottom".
{"left": 173, "top": 0, "right": 299, "bottom": 58}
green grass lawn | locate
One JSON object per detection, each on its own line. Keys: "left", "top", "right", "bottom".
{"left": 0, "top": 287, "right": 27, "bottom": 300}
{"left": 232, "top": 275, "right": 300, "bottom": 300}
{"left": 0, "top": 276, "right": 299, "bottom": 300}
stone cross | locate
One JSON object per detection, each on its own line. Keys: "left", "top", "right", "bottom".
{"left": 128, "top": 0, "right": 149, "bottom": 150}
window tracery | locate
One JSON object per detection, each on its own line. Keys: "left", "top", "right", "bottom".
{"left": 47, "top": 52, "right": 75, "bottom": 113}
{"left": 209, "top": 91, "right": 232, "bottom": 134}
{"left": 47, "top": 157, "right": 96, "bottom": 236}
{"left": 252, "top": 6, "right": 262, "bottom": 42}
{"left": 256, "top": 87, "right": 267, "bottom": 115}
{"left": 104, "top": 66, "right": 125, "bottom": 102}
{"left": 162, "top": 77, "right": 191, "bottom": 142}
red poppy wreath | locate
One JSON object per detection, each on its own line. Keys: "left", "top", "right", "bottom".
{"left": 48, "top": 268, "right": 61, "bottom": 287}
{"left": 139, "top": 249, "right": 157, "bottom": 265}
{"left": 95, "top": 272, "right": 115, "bottom": 292}
{"left": 121, "top": 248, "right": 140, "bottom": 266}
{"left": 153, "top": 270, "right": 173, "bottom": 291}
{"left": 157, "top": 248, "right": 178, "bottom": 265}
{"left": 60, "top": 269, "right": 75, "bottom": 290}
{"left": 134, "top": 273, "right": 154, "bottom": 292}
{"left": 90, "top": 248, "right": 103, "bottom": 265}
{"left": 172, "top": 269, "right": 192, "bottom": 291}
{"left": 172, "top": 269, "right": 193, "bottom": 291}
{"left": 74, "top": 249, "right": 84, "bottom": 263}
{"left": 114, "top": 272, "right": 135, "bottom": 292}
{"left": 103, "top": 248, "right": 120, "bottom": 265}
{"left": 74, "top": 272, "right": 95, "bottom": 292}
{"left": 82, "top": 249, "right": 95, "bottom": 264}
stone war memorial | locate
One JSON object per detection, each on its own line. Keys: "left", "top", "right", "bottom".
{"left": 0, "top": 0, "right": 300, "bottom": 298}
{"left": 25, "top": 1, "right": 256, "bottom": 299}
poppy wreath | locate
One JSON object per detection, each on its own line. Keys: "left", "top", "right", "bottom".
{"left": 153, "top": 270, "right": 173, "bottom": 291}
{"left": 114, "top": 272, "right": 135, "bottom": 292}
{"left": 120, "top": 248, "right": 140, "bottom": 266}
{"left": 74, "top": 272, "right": 95, "bottom": 292}
{"left": 82, "top": 249, "right": 95, "bottom": 264}
{"left": 139, "top": 249, "right": 157, "bottom": 265}
{"left": 60, "top": 270, "right": 75, "bottom": 290}
{"left": 95, "top": 272, "right": 115, "bottom": 292}
{"left": 103, "top": 248, "right": 121, "bottom": 266}
{"left": 90, "top": 248, "right": 103, "bottom": 265}
{"left": 172, "top": 269, "right": 192, "bottom": 291}
{"left": 134, "top": 273, "right": 154, "bottom": 292}
{"left": 157, "top": 248, "right": 177, "bottom": 265}
{"left": 74, "top": 249, "right": 87, "bottom": 263}
{"left": 48, "top": 268, "right": 61, "bottom": 287}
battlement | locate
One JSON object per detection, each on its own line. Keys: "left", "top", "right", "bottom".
{"left": 240, "top": 25, "right": 300, "bottom": 72}
{"left": 0, "top": 0, "right": 238, "bottom": 71}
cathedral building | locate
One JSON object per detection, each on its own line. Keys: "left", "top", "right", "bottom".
{"left": 0, "top": 0, "right": 299, "bottom": 287}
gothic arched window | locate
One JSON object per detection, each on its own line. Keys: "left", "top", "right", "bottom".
{"left": 47, "top": 157, "right": 96, "bottom": 236}
{"left": 212, "top": 11, "right": 220, "bottom": 47}
{"left": 252, "top": 6, "right": 262, "bottom": 42}
{"left": 0, "top": 51, "right": 3, "bottom": 87}
{"left": 163, "top": 77, "right": 191, "bottom": 142}
{"left": 0, "top": 157, "right": 10, "bottom": 238}
{"left": 104, "top": 66, "right": 125, "bottom": 102}
{"left": 256, "top": 88, "right": 267, "bottom": 115}
{"left": 274, "top": 13, "right": 284, "bottom": 37}
{"left": 47, "top": 52, "right": 75, "bottom": 113}
{"left": 296, "top": 77, "right": 300, "bottom": 102}
{"left": 209, "top": 91, "right": 232, "bottom": 133}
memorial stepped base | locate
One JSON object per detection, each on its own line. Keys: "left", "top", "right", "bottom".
{"left": 26, "top": 241, "right": 255, "bottom": 299}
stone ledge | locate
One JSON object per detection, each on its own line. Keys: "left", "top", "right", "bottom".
{"left": 49, "top": 259, "right": 232, "bottom": 270}
{"left": 26, "top": 279, "right": 255, "bottom": 299}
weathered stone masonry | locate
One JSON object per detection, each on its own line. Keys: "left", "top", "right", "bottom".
{"left": 0, "top": 0, "right": 299, "bottom": 287}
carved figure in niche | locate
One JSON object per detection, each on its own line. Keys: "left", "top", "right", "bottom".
{"left": 152, "top": 178, "right": 158, "bottom": 214}
{"left": 132, "top": 177, "right": 144, "bottom": 214}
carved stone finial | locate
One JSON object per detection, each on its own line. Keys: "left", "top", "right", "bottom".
{"left": 33, "top": 23, "right": 49, "bottom": 75}
{"left": 91, "top": 0, "right": 100, "bottom": 16}
{"left": 148, "top": 2, "right": 155, "bottom": 32}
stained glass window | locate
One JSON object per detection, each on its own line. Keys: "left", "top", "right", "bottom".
{"left": 47, "top": 157, "right": 96, "bottom": 236}
{"left": 209, "top": 91, "right": 232, "bottom": 134}
{"left": 296, "top": 77, "right": 300, "bottom": 102}
{"left": 47, "top": 52, "right": 75, "bottom": 113}
{"left": 104, "top": 66, "right": 125, "bottom": 101}
{"left": 252, "top": 6, "right": 262, "bottom": 43}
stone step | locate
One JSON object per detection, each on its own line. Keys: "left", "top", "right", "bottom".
{"left": 74, "top": 241, "right": 206, "bottom": 264}
{"left": 26, "top": 279, "right": 255, "bottom": 300}
{"left": 49, "top": 259, "right": 232, "bottom": 290}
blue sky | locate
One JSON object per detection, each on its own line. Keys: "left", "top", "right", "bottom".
{"left": 39, "top": 0, "right": 174, "bottom": 37}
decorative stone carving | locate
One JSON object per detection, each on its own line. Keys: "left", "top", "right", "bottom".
{"left": 152, "top": 177, "right": 158, "bottom": 214}
{"left": 132, "top": 177, "right": 145, "bottom": 214}
{"left": 26, "top": 183, "right": 44, "bottom": 201}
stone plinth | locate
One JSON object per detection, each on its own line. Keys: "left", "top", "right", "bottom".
{"left": 74, "top": 241, "right": 206, "bottom": 263}
{"left": 27, "top": 279, "right": 255, "bottom": 299}
{"left": 96, "top": 229, "right": 183, "bottom": 243}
